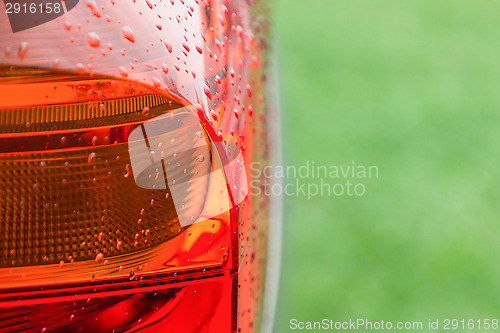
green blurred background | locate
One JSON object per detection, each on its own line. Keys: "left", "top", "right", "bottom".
{"left": 274, "top": 0, "right": 500, "bottom": 331}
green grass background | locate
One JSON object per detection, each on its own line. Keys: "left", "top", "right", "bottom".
{"left": 274, "top": 0, "right": 500, "bottom": 331}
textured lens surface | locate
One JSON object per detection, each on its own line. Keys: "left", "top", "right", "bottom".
{"left": 0, "top": 143, "right": 180, "bottom": 267}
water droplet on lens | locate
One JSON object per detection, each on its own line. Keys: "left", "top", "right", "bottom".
{"left": 204, "top": 84, "right": 212, "bottom": 99}
{"left": 162, "top": 63, "right": 169, "bottom": 74}
{"left": 18, "top": 42, "right": 28, "bottom": 59}
{"left": 122, "top": 26, "right": 135, "bottom": 43}
{"left": 88, "top": 152, "right": 96, "bottom": 163}
{"left": 87, "top": 32, "right": 101, "bottom": 47}
{"left": 119, "top": 66, "right": 129, "bottom": 77}
{"left": 95, "top": 253, "right": 103, "bottom": 263}
{"left": 85, "top": 0, "right": 101, "bottom": 17}
{"left": 164, "top": 42, "right": 173, "bottom": 53}
{"left": 152, "top": 77, "right": 162, "bottom": 88}
{"left": 210, "top": 109, "right": 218, "bottom": 121}
{"left": 124, "top": 164, "right": 131, "bottom": 178}
{"left": 76, "top": 63, "right": 86, "bottom": 74}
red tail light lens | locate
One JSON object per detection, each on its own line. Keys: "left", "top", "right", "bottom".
{"left": 0, "top": 65, "right": 238, "bottom": 332}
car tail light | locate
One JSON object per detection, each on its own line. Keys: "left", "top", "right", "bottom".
{"left": 0, "top": 0, "right": 273, "bottom": 331}
{"left": 0, "top": 64, "right": 241, "bottom": 332}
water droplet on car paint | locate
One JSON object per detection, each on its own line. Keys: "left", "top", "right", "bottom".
{"left": 122, "top": 26, "right": 135, "bottom": 43}
{"left": 87, "top": 32, "right": 101, "bottom": 47}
